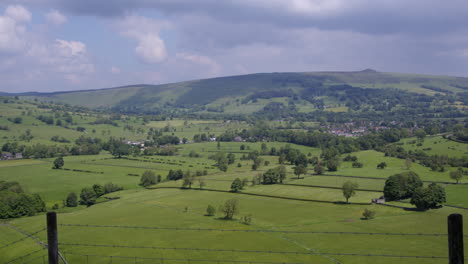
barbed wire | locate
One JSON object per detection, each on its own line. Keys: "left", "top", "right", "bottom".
{"left": 61, "top": 252, "right": 305, "bottom": 264}
{"left": 58, "top": 242, "right": 447, "bottom": 259}
{"left": 22, "top": 254, "right": 46, "bottom": 264}
{"left": 4, "top": 248, "right": 44, "bottom": 264}
{"left": 0, "top": 228, "right": 46, "bottom": 250}
{"left": 59, "top": 223, "right": 454, "bottom": 237}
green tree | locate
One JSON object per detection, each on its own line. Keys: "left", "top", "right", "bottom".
{"left": 277, "top": 165, "right": 287, "bottom": 183}
{"left": 213, "top": 152, "right": 228, "bottom": 172}
{"left": 92, "top": 184, "right": 105, "bottom": 197}
{"left": 377, "top": 162, "right": 387, "bottom": 169}
{"left": 314, "top": 164, "right": 324, "bottom": 175}
{"left": 110, "top": 142, "right": 130, "bottom": 158}
{"left": 231, "top": 178, "right": 243, "bottom": 192}
{"left": 182, "top": 172, "right": 194, "bottom": 188}
{"left": 326, "top": 158, "right": 339, "bottom": 172}
{"left": 414, "top": 129, "right": 426, "bottom": 143}
{"left": 450, "top": 168, "right": 464, "bottom": 184}
{"left": 261, "top": 143, "right": 268, "bottom": 154}
{"left": 293, "top": 164, "right": 307, "bottom": 179}
{"left": 227, "top": 153, "right": 236, "bottom": 165}
{"left": 206, "top": 204, "right": 216, "bottom": 216}
{"left": 342, "top": 181, "right": 358, "bottom": 203}
{"left": 410, "top": 183, "right": 446, "bottom": 210}
{"left": 278, "top": 154, "right": 286, "bottom": 164}
{"left": 262, "top": 168, "right": 280, "bottom": 184}
{"left": 197, "top": 177, "right": 206, "bottom": 189}
{"left": 53, "top": 157, "right": 64, "bottom": 169}
{"left": 220, "top": 199, "right": 239, "bottom": 220}
{"left": 65, "top": 192, "right": 78, "bottom": 207}
{"left": 140, "top": 170, "right": 156, "bottom": 187}
{"left": 384, "top": 171, "right": 423, "bottom": 201}
{"left": 79, "top": 187, "right": 96, "bottom": 206}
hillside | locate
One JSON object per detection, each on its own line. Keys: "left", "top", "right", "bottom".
{"left": 7, "top": 70, "right": 467, "bottom": 117}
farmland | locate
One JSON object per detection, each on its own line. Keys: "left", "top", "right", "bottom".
{"left": 1, "top": 137, "right": 467, "bottom": 263}
{"left": 0, "top": 96, "right": 467, "bottom": 264}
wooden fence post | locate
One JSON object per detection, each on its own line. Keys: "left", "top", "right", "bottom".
{"left": 47, "top": 212, "right": 58, "bottom": 264}
{"left": 448, "top": 214, "right": 464, "bottom": 264}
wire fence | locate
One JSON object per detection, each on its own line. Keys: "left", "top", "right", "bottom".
{"left": 22, "top": 254, "right": 47, "bottom": 264}
{"left": 58, "top": 242, "right": 448, "bottom": 260}
{"left": 61, "top": 252, "right": 307, "bottom": 264}
{"left": 59, "top": 223, "right": 465, "bottom": 237}
{"left": 0, "top": 228, "right": 46, "bottom": 249}
{"left": 3, "top": 214, "right": 466, "bottom": 264}
{"left": 4, "top": 248, "right": 45, "bottom": 264}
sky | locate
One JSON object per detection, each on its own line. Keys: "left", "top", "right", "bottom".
{"left": 1, "top": 0, "right": 468, "bottom": 92}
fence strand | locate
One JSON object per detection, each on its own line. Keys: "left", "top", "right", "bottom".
{"left": 0, "top": 228, "right": 46, "bottom": 250}
{"left": 62, "top": 251, "right": 305, "bottom": 264}
{"left": 59, "top": 223, "right": 454, "bottom": 237}
{"left": 4, "top": 248, "right": 45, "bottom": 264}
{"left": 59, "top": 242, "right": 447, "bottom": 259}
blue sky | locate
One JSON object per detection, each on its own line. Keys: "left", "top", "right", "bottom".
{"left": 1, "top": 0, "right": 468, "bottom": 92}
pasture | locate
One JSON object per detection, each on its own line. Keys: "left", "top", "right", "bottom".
{"left": 1, "top": 137, "right": 467, "bottom": 264}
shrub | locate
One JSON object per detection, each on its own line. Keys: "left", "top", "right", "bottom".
{"left": 240, "top": 214, "right": 252, "bottom": 225}
{"left": 352, "top": 162, "right": 363, "bottom": 168}
{"left": 362, "top": 209, "right": 376, "bottom": 219}
{"left": 206, "top": 205, "right": 216, "bottom": 216}
{"left": 140, "top": 170, "right": 157, "bottom": 187}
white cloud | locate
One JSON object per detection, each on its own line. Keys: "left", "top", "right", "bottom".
{"left": 55, "top": 39, "right": 86, "bottom": 56}
{"left": 0, "top": 16, "right": 26, "bottom": 53}
{"left": 241, "top": 0, "right": 347, "bottom": 16}
{"left": 0, "top": 5, "right": 31, "bottom": 54}
{"left": 117, "top": 15, "right": 169, "bottom": 63}
{"left": 45, "top": 10, "right": 66, "bottom": 25}
{"left": 5, "top": 5, "right": 31, "bottom": 22}
{"left": 134, "top": 34, "right": 166, "bottom": 63}
{"left": 176, "top": 52, "right": 221, "bottom": 74}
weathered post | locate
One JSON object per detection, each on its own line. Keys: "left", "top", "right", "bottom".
{"left": 448, "top": 214, "right": 464, "bottom": 264}
{"left": 47, "top": 212, "right": 58, "bottom": 264}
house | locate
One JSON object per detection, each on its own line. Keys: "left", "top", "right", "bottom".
{"left": 15, "top": 153, "right": 23, "bottom": 159}
{"left": 372, "top": 196, "right": 386, "bottom": 204}
{"left": 233, "top": 136, "right": 243, "bottom": 142}
{"left": 123, "top": 140, "right": 144, "bottom": 147}
{"left": 1, "top": 152, "right": 14, "bottom": 160}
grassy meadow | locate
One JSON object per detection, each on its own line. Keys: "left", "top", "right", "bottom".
{"left": 0, "top": 101, "right": 467, "bottom": 264}
{"left": 1, "top": 139, "right": 467, "bottom": 264}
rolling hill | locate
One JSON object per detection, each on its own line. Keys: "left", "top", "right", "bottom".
{"left": 6, "top": 70, "right": 468, "bottom": 116}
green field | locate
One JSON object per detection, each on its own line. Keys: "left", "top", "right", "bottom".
{"left": 1, "top": 138, "right": 467, "bottom": 263}
{"left": 0, "top": 97, "right": 467, "bottom": 264}
{"left": 2, "top": 187, "right": 467, "bottom": 264}
{"left": 399, "top": 136, "right": 468, "bottom": 158}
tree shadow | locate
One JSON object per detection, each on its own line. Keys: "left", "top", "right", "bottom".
{"left": 333, "top": 201, "right": 348, "bottom": 205}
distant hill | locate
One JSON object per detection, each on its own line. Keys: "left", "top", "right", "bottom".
{"left": 4, "top": 70, "right": 468, "bottom": 115}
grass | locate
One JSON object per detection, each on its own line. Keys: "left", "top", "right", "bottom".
{"left": 399, "top": 136, "right": 468, "bottom": 158}
{"left": 329, "top": 150, "right": 466, "bottom": 184}
{"left": 2, "top": 188, "right": 467, "bottom": 264}
{"left": 1, "top": 132, "right": 467, "bottom": 263}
